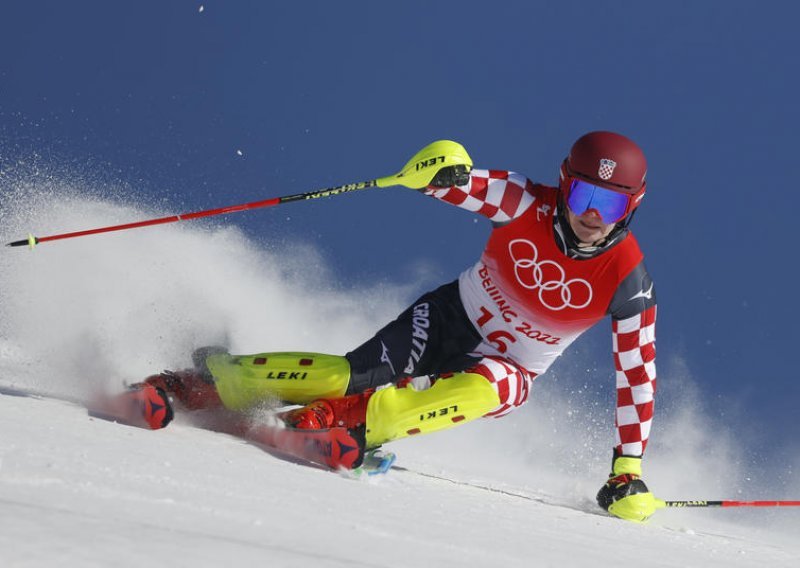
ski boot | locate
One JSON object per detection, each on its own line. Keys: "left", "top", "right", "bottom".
{"left": 100, "top": 361, "right": 225, "bottom": 431}
{"left": 136, "top": 369, "right": 223, "bottom": 412}
{"left": 282, "top": 392, "right": 372, "bottom": 430}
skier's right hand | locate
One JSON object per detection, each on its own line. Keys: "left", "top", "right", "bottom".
{"left": 429, "top": 165, "right": 471, "bottom": 188}
{"left": 387, "top": 140, "right": 472, "bottom": 189}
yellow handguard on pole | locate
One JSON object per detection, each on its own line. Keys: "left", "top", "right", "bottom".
{"left": 604, "top": 456, "right": 661, "bottom": 523}
{"left": 376, "top": 140, "right": 473, "bottom": 190}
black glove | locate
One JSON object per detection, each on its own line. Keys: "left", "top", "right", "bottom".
{"left": 428, "top": 165, "right": 471, "bottom": 188}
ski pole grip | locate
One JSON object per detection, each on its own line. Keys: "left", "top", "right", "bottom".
{"left": 378, "top": 140, "right": 473, "bottom": 189}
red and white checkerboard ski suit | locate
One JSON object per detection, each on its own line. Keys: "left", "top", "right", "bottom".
{"left": 424, "top": 169, "right": 657, "bottom": 457}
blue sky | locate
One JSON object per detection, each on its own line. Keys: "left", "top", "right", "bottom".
{"left": 2, "top": 1, "right": 798, "bottom": 454}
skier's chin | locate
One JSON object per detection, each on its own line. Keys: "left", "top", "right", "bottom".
{"left": 574, "top": 223, "right": 606, "bottom": 244}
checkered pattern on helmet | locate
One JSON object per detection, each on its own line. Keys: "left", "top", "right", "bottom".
{"left": 598, "top": 158, "right": 617, "bottom": 181}
{"left": 612, "top": 305, "right": 657, "bottom": 456}
{"left": 424, "top": 169, "right": 536, "bottom": 223}
{"left": 466, "top": 355, "right": 537, "bottom": 418}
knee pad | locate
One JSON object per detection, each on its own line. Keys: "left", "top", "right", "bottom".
{"left": 205, "top": 352, "right": 350, "bottom": 410}
{"left": 364, "top": 372, "right": 500, "bottom": 448}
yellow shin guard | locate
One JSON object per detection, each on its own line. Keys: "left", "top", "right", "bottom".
{"left": 205, "top": 352, "right": 350, "bottom": 410}
{"left": 364, "top": 373, "right": 501, "bottom": 448}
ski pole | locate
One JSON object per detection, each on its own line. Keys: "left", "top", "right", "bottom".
{"left": 658, "top": 499, "right": 800, "bottom": 508}
{"left": 6, "top": 140, "right": 471, "bottom": 249}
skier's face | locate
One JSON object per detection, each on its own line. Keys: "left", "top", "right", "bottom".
{"left": 566, "top": 206, "right": 616, "bottom": 245}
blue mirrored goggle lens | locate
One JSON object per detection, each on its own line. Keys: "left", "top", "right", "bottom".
{"left": 567, "top": 179, "right": 630, "bottom": 224}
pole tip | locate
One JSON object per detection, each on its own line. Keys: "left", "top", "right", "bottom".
{"left": 6, "top": 234, "right": 38, "bottom": 249}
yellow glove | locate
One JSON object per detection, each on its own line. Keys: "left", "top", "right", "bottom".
{"left": 596, "top": 456, "right": 659, "bottom": 522}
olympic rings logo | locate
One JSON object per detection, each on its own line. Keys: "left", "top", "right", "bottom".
{"left": 508, "top": 239, "right": 593, "bottom": 311}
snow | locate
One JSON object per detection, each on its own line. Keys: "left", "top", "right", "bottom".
{"left": 1, "top": 175, "right": 799, "bottom": 567}
{"left": 1, "top": 392, "right": 797, "bottom": 567}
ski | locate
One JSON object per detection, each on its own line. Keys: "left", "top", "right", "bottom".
{"left": 245, "top": 424, "right": 398, "bottom": 476}
{"left": 87, "top": 385, "right": 173, "bottom": 430}
{"left": 0, "top": 383, "right": 169, "bottom": 430}
{"left": 1, "top": 383, "right": 396, "bottom": 476}
{"left": 245, "top": 422, "right": 366, "bottom": 471}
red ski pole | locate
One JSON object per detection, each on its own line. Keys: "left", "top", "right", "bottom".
{"left": 6, "top": 140, "right": 472, "bottom": 249}
{"left": 659, "top": 500, "right": 800, "bottom": 508}
{"left": 6, "top": 185, "right": 363, "bottom": 248}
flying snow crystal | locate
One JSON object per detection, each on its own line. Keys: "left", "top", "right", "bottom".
{"left": 199, "top": 5, "right": 204, "bottom": 13}
{"left": 236, "top": 149, "right": 243, "bottom": 156}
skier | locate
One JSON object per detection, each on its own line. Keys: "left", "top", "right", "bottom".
{"left": 124, "top": 131, "right": 658, "bottom": 522}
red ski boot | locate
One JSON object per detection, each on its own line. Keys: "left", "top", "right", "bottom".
{"left": 93, "top": 368, "right": 222, "bottom": 431}
{"left": 251, "top": 394, "right": 373, "bottom": 471}
{"left": 140, "top": 370, "right": 223, "bottom": 411}
{"left": 283, "top": 400, "right": 336, "bottom": 429}
{"left": 282, "top": 391, "right": 373, "bottom": 430}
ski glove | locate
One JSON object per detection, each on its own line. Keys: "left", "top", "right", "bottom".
{"left": 428, "top": 165, "right": 471, "bottom": 188}
{"left": 596, "top": 456, "right": 658, "bottom": 522}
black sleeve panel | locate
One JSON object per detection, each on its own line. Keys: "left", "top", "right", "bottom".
{"left": 608, "top": 261, "right": 657, "bottom": 320}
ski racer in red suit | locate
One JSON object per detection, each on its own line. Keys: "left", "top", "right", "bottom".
{"left": 127, "top": 131, "right": 659, "bottom": 522}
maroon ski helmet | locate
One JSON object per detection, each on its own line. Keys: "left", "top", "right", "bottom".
{"left": 560, "top": 130, "right": 647, "bottom": 198}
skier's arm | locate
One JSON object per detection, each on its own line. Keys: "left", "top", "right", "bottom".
{"left": 422, "top": 168, "right": 537, "bottom": 224}
{"left": 612, "top": 304, "right": 656, "bottom": 457}
{"left": 597, "top": 288, "right": 656, "bottom": 521}
{"left": 597, "top": 272, "right": 658, "bottom": 522}
{"left": 608, "top": 263, "right": 657, "bottom": 458}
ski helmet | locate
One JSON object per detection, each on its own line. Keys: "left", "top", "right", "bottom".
{"left": 559, "top": 131, "right": 647, "bottom": 224}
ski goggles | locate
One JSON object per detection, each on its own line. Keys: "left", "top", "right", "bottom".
{"left": 565, "top": 179, "right": 636, "bottom": 224}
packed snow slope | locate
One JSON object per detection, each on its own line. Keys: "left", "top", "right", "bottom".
{"left": 1, "top": 392, "right": 798, "bottom": 568}
{"left": 1, "top": 171, "right": 799, "bottom": 567}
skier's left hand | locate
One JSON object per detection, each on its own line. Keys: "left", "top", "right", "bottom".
{"left": 596, "top": 456, "right": 659, "bottom": 522}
